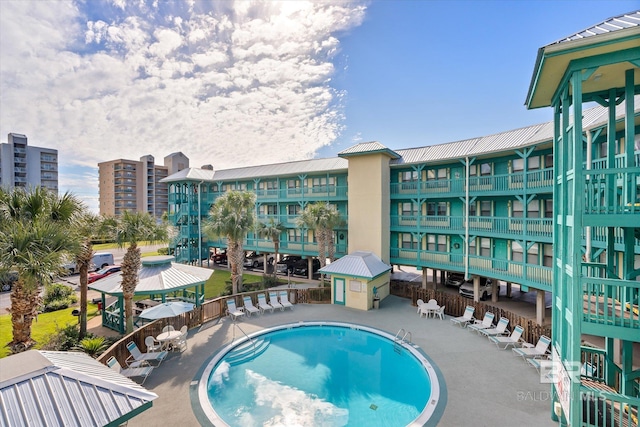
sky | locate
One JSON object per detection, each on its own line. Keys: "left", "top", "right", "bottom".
{"left": 1, "top": 0, "right": 637, "bottom": 213}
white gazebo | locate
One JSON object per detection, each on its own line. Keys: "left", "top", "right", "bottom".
{"left": 89, "top": 255, "right": 212, "bottom": 333}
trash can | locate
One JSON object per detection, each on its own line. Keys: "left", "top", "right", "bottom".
{"left": 373, "top": 297, "right": 380, "bottom": 309}
{"left": 97, "top": 301, "right": 103, "bottom": 314}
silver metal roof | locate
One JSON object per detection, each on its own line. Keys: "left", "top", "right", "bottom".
{"left": 213, "top": 157, "right": 348, "bottom": 181}
{"left": 89, "top": 256, "right": 211, "bottom": 296}
{"left": 338, "top": 141, "right": 401, "bottom": 159}
{"left": 0, "top": 350, "right": 157, "bottom": 427}
{"left": 160, "top": 167, "right": 215, "bottom": 183}
{"left": 550, "top": 11, "right": 640, "bottom": 45}
{"left": 318, "top": 251, "right": 391, "bottom": 279}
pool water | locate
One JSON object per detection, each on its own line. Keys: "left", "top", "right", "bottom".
{"left": 206, "top": 324, "right": 433, "bottom": 427}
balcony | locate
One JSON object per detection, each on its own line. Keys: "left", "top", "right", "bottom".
{"left": 583, "top": 167, "right": 640, "bottom": 226}
{"left": 581, "top": 276, "right": 639, "bottom": 341}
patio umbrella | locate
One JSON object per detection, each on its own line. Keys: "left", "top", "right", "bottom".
{"left": 139, "top": 301, "right": 195, "bottom": 320}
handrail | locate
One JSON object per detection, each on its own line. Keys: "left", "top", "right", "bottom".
{"left": 233, "top": 323, "right": 257, "bottom": 356}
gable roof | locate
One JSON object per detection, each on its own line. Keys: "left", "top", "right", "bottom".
{"left": 0, "top": 350, "right": 157, "bottom": 427}
{"left": 318, "top": 251, "right": 391, "bottom": 279}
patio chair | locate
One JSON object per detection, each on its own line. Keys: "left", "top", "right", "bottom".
{"left": 226, "top": 299, "right": 246, "bottom": 321}
{"left": 489, "top": 325, "right": 525, "bottom": 349}
{"left": 467, "top": 312, "right": 495, "bottom": 333}
{"left": 106, "top": 356, "right": 153, "bottom": 385}
{"left": 257, "top": 293, "right": 274, "bottom": 314}
{"left": 416, "top": 299, "right": 425, "bottom": 315}
{"left": 434, "top": 305, "right": 445, "bottom": 320}
{"left": 174, "top": 325, "right": 188, "bottom": 352}
{"left": 450, "top": 305, "right": 475, "bottom": 327}
{"left": 126, "top": 341, "right": 168, "bottom": 367}
{"left": 512, "top": 335, "right": 551, "bottom": 360}
{"left": 269, "top": 292, "right": 284, "bottom": 311}
{"left": 145, "top": 335, "right": 162, "bottom": 352}
{"left": 279, "top": 291, "right": 294, "bottom": 310}
{"left": 162, "top": 325, "right": 175, "bottom": 333}
{"left": 242, "top": 296, "right": 260, "bottom": 317}
{"left": 478, "top": 316, "right": 510, "bottom": 337}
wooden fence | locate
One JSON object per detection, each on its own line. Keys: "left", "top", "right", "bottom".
{"left": 97, "top": 287, "right": 330, "bottom": 366}
{"left": 409, "top": 285, "right": 552, "bottom": 345}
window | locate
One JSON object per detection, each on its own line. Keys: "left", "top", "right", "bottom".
{"left": 427, "top": 202, "right": 447, "bottom": 216}
{"left": 427, "top": 235, "right": 436, "bottom": 251}
{"left": 401, "top": 233, "right": 417, "bottom": 249}
{"left": 480, "top": 201, "right": 492, "bottom": 217}
{"left": 512, "top": 241, "right": 523, "bottom": 262}
{"left": 469, "top": 238, "right": 476, "bottom": 255}
{"left": 349, "top": 280, "right": 363, "bottom": 292}
{"left": 512, "top": 158, "right": 523, "bottom": 173}
{"left": 528, "top": 200, "right": 540, "bottom": 218}
{"left": 287, "top": 205, "right": 300, "bottom": 216}
{"left": 287, "top": 179, "right": 301, "bottom": 190}
{"left": 544, "top": 154, "right": 553, "bottom": 169}
{"left": 512, "top": 200, "right": 523, "bottom": 218}
{"left": 543, "top": 244, "right": 553, "bottom": 267}
{"left": 528, "top": 156, "right": 540, "bottom": 170}
{"left": 438, "top": 235, "right": 446, "bottom": 252}
{"left": 401, "top": 171, "right": 418, "bottom": 182}
{"left": 527, "top": 243, "right": 539, "bottom": 264}
{"left": 288, "top": 229, "right": 302, "bottom": 242}
{"left": 543, "top": 200, "right": 553, "bottom": 218}
{"left": 260, "top": 204, "right": 277, "bottom": 215}
{"left": 259, "top": 181, "right": 277, "bottom": 190}
{"left": 469, "top": 202, "right": 477, "bottom": 217}
{"left": 479, "top": 237, "right": 491, "bottom": 257}
{"left": 401, "top": 202, "right": 418, "bottom": 216}
{"left": 480, "top": 163, "right": 492, "bottom": 176}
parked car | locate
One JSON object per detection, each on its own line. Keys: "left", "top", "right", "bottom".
{"left": 293, "top": 258, "right": 321, "bottom": 277}
{"left": 244, "top": 251, "right": 274, "bottom": 269}
{"left": 445, "top": 272, "right": 465, "bottom": 288}
{"left": 459, "top": 277, "right": 493, "bottom": 300}
{"left": 210, "top": 250, "right": 228, "bottom": 264}
{"left": 63, "top": 252, "right": 115, "bottom": 274}
{"left": 276, "top": 255, "right": 302, "bottom": 275}
{"left": 0, "top": 271, "right": 18, "bottom": 292}
{"left": 88, "top": 265, "right": 121, "bottom": 284}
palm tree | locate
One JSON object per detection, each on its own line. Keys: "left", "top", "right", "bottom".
{"left": 203, "top": 191, "right": 256, "bottom": 294}
{"left": 257, "top": 218, "right": 284, "bottom": 276}
{"left": 0, "top": 187, "right": 83, "bottom": 352}
{"left": 296, "top": 202, "right": 344, "bottom": 271}
{"left": 104, "top": 211, "right": 168, "bottom": 333}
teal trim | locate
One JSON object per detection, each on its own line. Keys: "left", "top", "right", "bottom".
{"left": 333, "top": 278, "right": 345, "bottom": 305}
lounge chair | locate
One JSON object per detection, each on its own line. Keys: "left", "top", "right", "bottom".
{"left": 526, "top": 354, "right": 551, "bottom": 373}
{"left": 512, "top": 335, "right": 551, "bottom": 360}
{"left": 450, "top": 305, "right": 475, "bottom": 327}
{"left": 226, "top": 299, "right": 246, "bottom": 321}
{"left": 269, "top": 292, "right": 284, "bottom": 311}
{"left": 478, "top": 316, "right": 509, "bottom": 337}
{"left": 257, "top": 293, "right": 273, "bottom": 314}
{"left": 145, "top": 335, "right": 162, "bottom": 352}
{"left": 106, "top": 356, "right": 153, "bottom": 384}
{"left": 126, "top": 341, "right": 168, "bottom": 367}
{"left": 489, "top": 325, "right": 525, "bottom": 349}
{"left": 242, "top": 296, "right": 260, "bottom": 317}
{"left": 279, "top": 291, "right": 294, "bottom": 310}
{"left": 467, "top": 312, "right": 495, "bottom": 333}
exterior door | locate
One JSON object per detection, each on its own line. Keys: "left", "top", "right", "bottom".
{"left": 334, "top": 278, "right": 345, "bottom": 305}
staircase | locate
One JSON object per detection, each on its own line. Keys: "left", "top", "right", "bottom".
{"left": 225, "top": 338, "right": 270, "bottom": 366}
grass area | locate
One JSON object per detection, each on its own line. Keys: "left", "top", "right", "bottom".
{"left": 93, "top": 241, "right": 167, "bottom": 251}
{"left": 202, "top": 270, "right": 286, "bottom": 298}
{"left": 0, "top": 304, "right": 99, "bottom": 358}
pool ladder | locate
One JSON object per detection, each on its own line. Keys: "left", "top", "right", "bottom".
{"left": 394, "top": 328, "right": 412, "bottom": 354}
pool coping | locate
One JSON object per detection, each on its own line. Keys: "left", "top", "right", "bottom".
{"left": 190, "top": 320, "right": 447, "bottom": 427}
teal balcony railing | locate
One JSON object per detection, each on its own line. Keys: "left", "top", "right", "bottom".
{"left": 584, "top": 168, "right": 640, "bottom": 216}
{"left": 581, "top": 277, "right": 639, "bottom": 336}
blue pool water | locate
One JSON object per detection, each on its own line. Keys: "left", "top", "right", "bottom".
{"left": 203, "top": 323, "right": 437, "bottom": 427}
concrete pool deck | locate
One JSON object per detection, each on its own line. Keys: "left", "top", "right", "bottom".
{"left": 126, "top": 295, "right": 555, "bottom": 427}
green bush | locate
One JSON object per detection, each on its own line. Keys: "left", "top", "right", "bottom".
{"left": 261, "top": 275, "right": 280, "bottom": 289}
{"left": 40, "top": 324, "right": 80, "bottom": 351}
{"left": 75, "top": 336, "right": 109, "bottom": 358}
{"left": 157, "top": 247, "right": 169, "bottom": 255}
{"left": 42, "top": 283, "right": 77, "bottom": 312}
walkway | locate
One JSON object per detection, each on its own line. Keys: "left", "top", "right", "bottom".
{"left": 127, "top": 295, "right": 555, "bottom": 427}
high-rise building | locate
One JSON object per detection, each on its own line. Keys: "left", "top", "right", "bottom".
{"left": 0, "top": 133, "right": 58, "bottom": 192}
{"left": 98, "top": 152, "right": 188, "bottom": 219}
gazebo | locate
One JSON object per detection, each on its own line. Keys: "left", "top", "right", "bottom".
{"left": 89, "top": 255, "right": 212, "bottom": 333}
{"left": 319, "top": 251, "right": 392, "bottom": 310}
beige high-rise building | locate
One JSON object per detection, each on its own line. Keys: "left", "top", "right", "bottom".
{"left": 99, "top": 152, "right": 188, "bottom": 218}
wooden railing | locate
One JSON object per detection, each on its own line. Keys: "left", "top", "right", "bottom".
{"left": 97, "top": 288, "right": 330, "bottom": 367}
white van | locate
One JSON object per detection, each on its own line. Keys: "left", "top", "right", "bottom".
{"left": 63, "top": 252, "right": 115, "bottom": 274}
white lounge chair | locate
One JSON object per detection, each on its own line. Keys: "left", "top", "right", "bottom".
{"left": 126, "top": 341, "right": 168, "bottom": 367}
{"left": 242, "top": 296, "right": 260, "bottom": 316}
{"left": 478, "top": 316, "right": 509, "bottom": 337}
{"left": 489, "top": 325, "right": 525, "bottom": 349}
{"left": 512, "top": 335, "right": 551, "bottom": 360}
{"left": 467, "top": 312, "right": 495, "bottom": 333}
{"left": 226, "top": 299, "right": 246, "bottom": 321}
{"left": 450, "top": 305, "right": 475, "bottom": 327}
{"left": 269, "top": 292, "right": 284, "bottom": 311}
{"left": 279, "top": 291, "right": 294, "bottom": 310}
{"left": 257, "top": 293, "right": 274, "bottom": 313}
{"left": 145, "top": 335, "right": 162, "bottom": 352}
{"left": 107, "top": 356, "right": 153, "bottom": 384}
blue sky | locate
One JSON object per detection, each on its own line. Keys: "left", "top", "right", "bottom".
{"left": 0, "top": 0, "right": 637, "bottom": 212}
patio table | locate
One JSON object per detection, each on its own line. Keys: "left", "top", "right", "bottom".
{"left": 420, "top": 303, "right": 440, "bottom": 318}
{"left": 156, "top": 330, "right": 182, "bottom": 351}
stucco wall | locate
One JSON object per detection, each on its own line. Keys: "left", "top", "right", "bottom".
{"left": 332, "top": 272, "right": 391, "bottom": 310}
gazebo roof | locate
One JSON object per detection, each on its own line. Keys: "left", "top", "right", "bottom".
{"left": 318, "top": 251, "right": 391, "bottom": 279}
{"left": 88, "top": 255, "right": 212, "bottom": 296}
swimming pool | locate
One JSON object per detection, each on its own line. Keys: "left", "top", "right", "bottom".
{"left": 197, "top": 321, "right": 445, "bottom": 426}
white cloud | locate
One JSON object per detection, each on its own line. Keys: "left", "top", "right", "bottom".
{"left": 0, "top": 0, "right": 366, "bottom": 211}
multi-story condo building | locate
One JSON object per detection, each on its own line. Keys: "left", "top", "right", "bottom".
{"left": 162, "top": 11, "right": 639, "bottom": 426}
{"left": 99, "top": 152, "right": 188, "bottom": 219}
{"left": 0, "top": 133, "right": 58, "bottom": 192}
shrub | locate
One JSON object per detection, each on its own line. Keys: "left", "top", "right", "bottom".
{"left": 42, "top": 283, "right": 77, "bottom": 312}
{"left": 40, "top": 324, "right": 80, "bottom": 351}
{"left": 157, "top": 247, "right": 169, "bottom": 255}
{"left": 75, "top": 336, "right": 109, "bottom": 358}
{"left": 261, "top": 275, "right": 280, "bottom": 289}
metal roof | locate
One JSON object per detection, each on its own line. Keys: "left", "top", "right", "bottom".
{"left": 160, "top": 167, "right": 215, "bottom": 183}
{"left": 338, "top": 141, "right": 401, "bottom": 159}
{"left": 0, "top": 350, "right": 157, "bottom": 427}
{"left": 549, "top": 11, "right": 640, "bottom": 45}
{"left": 89, "top": 256, "right": 211, "bottom": 296}
{"left": 318, "top": 251, "right": 391, "bottom": 279}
